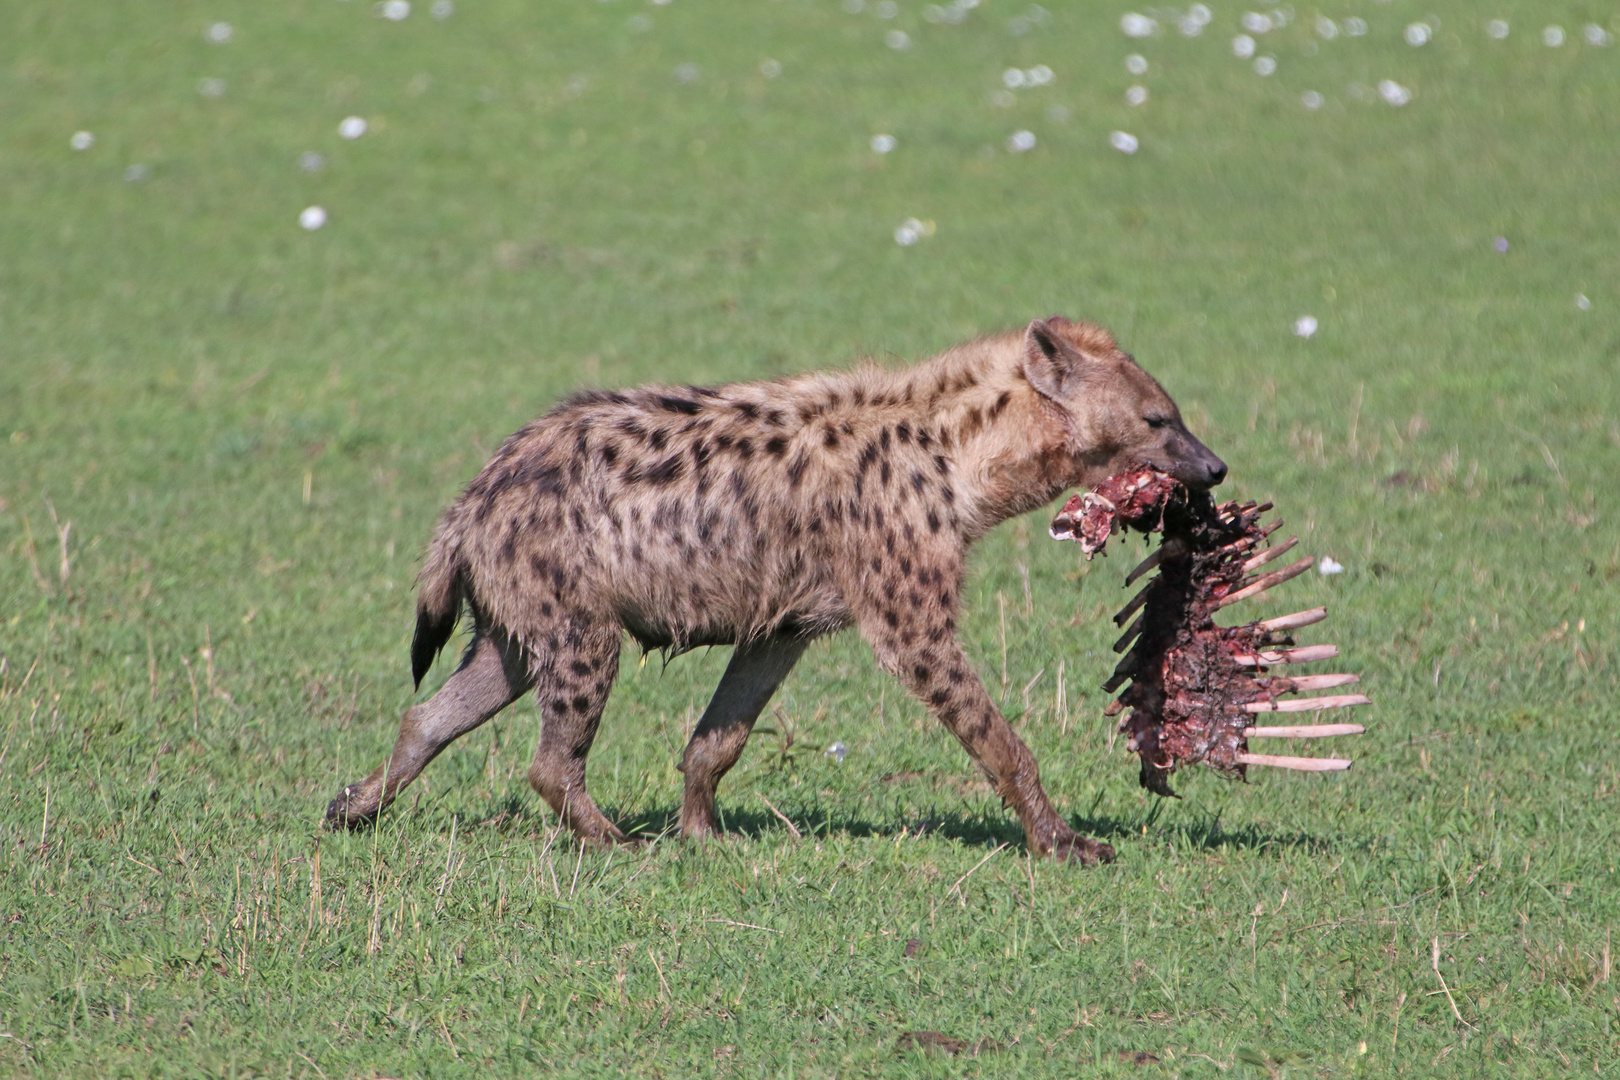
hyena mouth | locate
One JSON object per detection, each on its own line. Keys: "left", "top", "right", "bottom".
{"left": 1049, "top": 465, "right": 1366, "bottom": 798}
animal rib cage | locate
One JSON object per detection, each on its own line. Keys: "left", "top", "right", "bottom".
{"left": 1049, "top": 466, "right": 1366, "bottom": 797}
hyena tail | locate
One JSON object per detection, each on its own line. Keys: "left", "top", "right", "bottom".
{"left": 411, "top": 518, "right": 465, "bottom": 690}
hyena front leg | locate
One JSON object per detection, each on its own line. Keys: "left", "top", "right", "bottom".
{"left": 854, "top": 558, "right": 1115, "bottom": 865}
{"left": 525, "top": 616, "right": 628, "bottom": 845}
{"left": 326, "top": 627, "right": 532, "bottom": 829}
{"left": 677, "top": 635, "right": 809, "bottom": 839}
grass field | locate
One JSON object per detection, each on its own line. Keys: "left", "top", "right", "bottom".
{"left": 3, "top": 1, "right": 1619, "bottom": 1075}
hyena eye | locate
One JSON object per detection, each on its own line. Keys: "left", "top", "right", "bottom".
{"left": 1143, "top": 415, "right": 1169, "bottom": 430}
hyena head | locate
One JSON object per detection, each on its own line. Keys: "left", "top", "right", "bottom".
{"left": 1023, "top": 316, "right": 1227, "bottom": 490}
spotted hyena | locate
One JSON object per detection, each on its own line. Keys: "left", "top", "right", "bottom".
{"left": 326, "top": 317, "right": 1226, "bottom": 863}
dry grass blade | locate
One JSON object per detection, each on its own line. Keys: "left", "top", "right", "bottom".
{"left": 756, "top": 793, "right": 802, "bottom": 839}
{"left": 1431, "top": 938, "right": 1475, "bottom": 1029}
{"left": 946, "top": 842, "right": 1008, "bottom": 903}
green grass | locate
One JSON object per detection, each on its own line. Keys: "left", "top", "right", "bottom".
{"left": 3, "top": 1, "right": 1619, "bottom": 1076}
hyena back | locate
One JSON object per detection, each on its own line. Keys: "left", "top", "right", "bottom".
{"left": 326, "top": 317, "right": 1225, "bottom": 862}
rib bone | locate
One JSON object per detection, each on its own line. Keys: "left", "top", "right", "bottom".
{"left": 1244, "top": 723, "right": 1365, "bottom": 738}
{"left": 1126, "top": 536, "right": 1186, "bottom": 586}
{"left": 1113, "top": 613, "right": 1145, "bottom": 654}
{"left": 1236, "top": 753, "right": 1353, "bottom": 772}
{"left": 1241, "top": 693, "right": 1369, "bottom": 713}
{"left": 1232, "top": 644, "right": 1339, "bottom": 666}
{"left": 1261, "top": 672, "right": 1361, "bottom": 691}
{"left": 1215, "top": 555, "right": 1316, "bottom": 609}
{"left": 1113, "top": 584, "right": 1152, "bottom": 627}
{"left": 1242, "top": 536, "right": 1299, "bottom": 573}
{"left": 1050, "top": 466, "right": 1366, "bottom": 797}
{"left": 1258, "top": 607, "right": 1327, "bottom": 632}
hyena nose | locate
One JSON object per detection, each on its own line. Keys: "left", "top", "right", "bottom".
{"left": 1205, "top": 456, "right": 1228, "bottom": 486}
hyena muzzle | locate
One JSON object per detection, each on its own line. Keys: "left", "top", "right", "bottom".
{"left": 326, "top": 317, "right": 1225, "bottom": 863}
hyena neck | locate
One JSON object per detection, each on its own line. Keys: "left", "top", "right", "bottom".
{"left": 892, "top": 333, "right": 1074, "bottom": 540}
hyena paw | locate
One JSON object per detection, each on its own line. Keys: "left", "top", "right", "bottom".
{"left": 324, "top": 783, "right": 380, "bottom": 830}
{"left": 1050, "top": 833, "right": 1116, "bottom": 866}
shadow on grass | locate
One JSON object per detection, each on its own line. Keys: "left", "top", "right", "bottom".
{"left": 366, "top": 790, "right": 1345, "bottom": 858}
{"left": 609, "top": 803, "right": 1343, "bottom": 858}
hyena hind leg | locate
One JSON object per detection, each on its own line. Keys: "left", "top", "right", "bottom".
{"left": 326, "top": 627, "right": 532, "bottom": 829}
{"left": 525, "top": 617, "right": 628, "bottom": 845}
{"left": 677, "top": 635, "right": 809, "bottom": 839}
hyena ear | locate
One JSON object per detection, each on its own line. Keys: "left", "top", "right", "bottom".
{"left": 1022, "top": 318, "right": 1086, "bottom": 401}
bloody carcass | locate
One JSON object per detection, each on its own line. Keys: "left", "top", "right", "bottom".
{"left": 1049, "top": 466, "right": 1366, "bottom": 797}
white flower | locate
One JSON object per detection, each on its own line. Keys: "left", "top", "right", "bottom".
{"left": 1542, "top": 25, "right": 1564, "bottom": 47}
{"left": 1006, "top": 129, "right": 1036, "bottom": 152}
{"left": 875, "top": 0, "right": 898, "bottom": 17}
{"left": 760, "top": 58, "right": 783, "bottom": 78}
{"left": 70, "top": 130, "right": 94, "bottom": 150}
{"left": 1002, "top": 67, "right": 1027, "bottom": 89}
{"left": 1026, "top": 64, "right": 1053, "bottom": 85}
{"left": 1405, "top": 22, "right": 1431, "bottom": 47}
{"left": 1178, "top": 16, "right": 1203, "bottom": 37}
{"left": 377, "top": 0, "right": 411, "bottom": 20}
{"left": 431, "top": 1, "right": 454, "bottom": 18}
{"left": 1316, "top": 16, "right": 1338, "bottom": 40}
{"left": 675, "top": 63, "right": 699, "bottom": 83}
{"left": 1125, "top": 53, "right": 1148, "bottom": 75}
{"left": 1344, "top": 17, "right": 1367, "bottom": 37}
{"left": 870, "top": 133, "right": 897, "bottom": 153}
{"left": 825, "top": 741, "right": 848, "bottom": 762}
{"left": 1121, "top": 13, "right": 1157, "bottom": 38}
{"left": 1576, "top": 294, "right": 1592, "bottom": 311}
{"left": 1125, "top": 85, "right": 1148, "bottom": 106}
{"left": 1317, "top": 556, "right": 1344, "bottom": 576}
{"left": 1377, "top": 80, "right": 1412, "bottom": 106}
{"left": 1486, "top": 19, "right": 1509, "bottom": 40}
{"left": 1293, "top": 315, "right": 1318, "bottom": 338}
{"left": 1254, "top": 55, "right": 1277, "bottom": 76}
{"left": 205, "top": 22, "right": 234, "bottom": 43}
{"left": 338, "top": 115, "right": 368, "bottom": 139}
{"left": 299, "top": 151, "right": 325, "bottom": 172}
{"left": 1046, "top": 103, "right": 1069, "bottom": 122}
{"left": 989, "top": 89, "right": 1016, "bottom": 107}
{"left": 1232, "top": 34, "right": 1256, "bottom": 59}
{"left": 1109, "top": 130, "right": 1139, "bottom": 154}
{"left": 1241, "top": 12, "right": 1272, "bottom": 34}
{"left": 124, "top": 163, "right": 149, "bottom": 182}
{"left": 198, "top": 77, "right": 227, "bottom": 98}
{"left": 299, "top": 206, "right": 328, "bottom": 231}
{"left": 1187, "top": 3, "right": 1211, "bottom": 25}
{"left": 893, "top": 218, "right": 934, "bottom": 244}
{"left": 1301, "top": 90, "right": 1324, "bottom": 110}
{"left": 1584, "top": 24, "right": 1612, "bottom": 46}
{"left": 885, "top": 29, "right": 911, "bottom": 49}
{"left": 843, "top": 0, "right": 865, "bottom": 12}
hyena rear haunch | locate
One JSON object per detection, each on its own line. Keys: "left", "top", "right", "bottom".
{"left": 326, "top": 317, "right": 1226, "bottom": 863}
